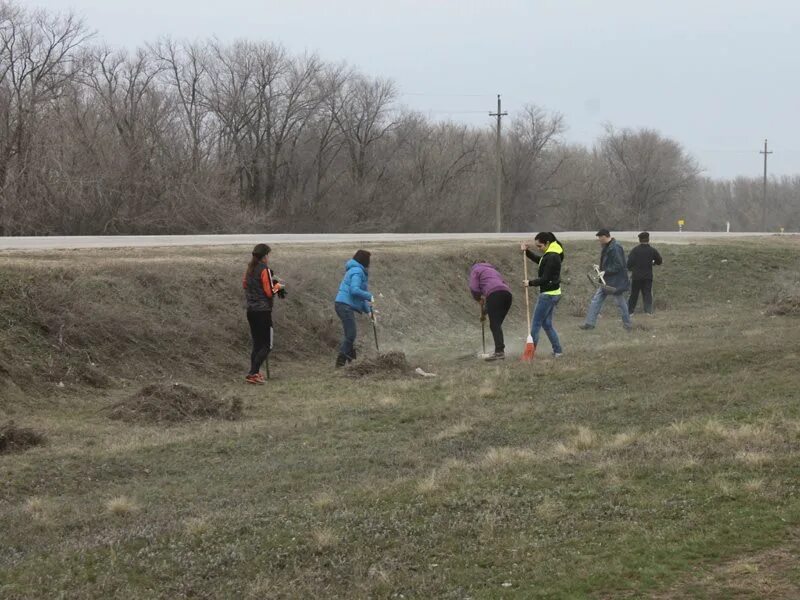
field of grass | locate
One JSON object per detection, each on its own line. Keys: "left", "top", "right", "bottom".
{"left": 2, "top": 237, "right": 800, "bottom": 598}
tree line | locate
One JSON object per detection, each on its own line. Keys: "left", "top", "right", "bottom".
{"left": 1, "top": 2, "right": 796, "bottom": 235}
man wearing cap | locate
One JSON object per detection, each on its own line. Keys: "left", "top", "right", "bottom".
{"left": 627, "top": 231, "right": 663, "bottom": 315}
{"left": 580, "top": 229, "right": 632, "bottom": 330}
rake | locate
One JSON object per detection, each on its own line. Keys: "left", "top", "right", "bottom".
{"left": 521, "top": 249, "right": 536, "bottom": 361}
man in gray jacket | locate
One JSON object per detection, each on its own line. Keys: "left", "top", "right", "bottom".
{"left": 580, "top": 229, "right": 632, "bottom": 330}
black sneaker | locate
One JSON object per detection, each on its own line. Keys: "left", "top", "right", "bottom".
{"left": 578, "top": 324, "right": 595, "bottom": 330}
{"left": 484, "top": 352, "right": 505, "bottom": 361}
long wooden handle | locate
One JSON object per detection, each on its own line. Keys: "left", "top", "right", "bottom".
{"left": 523, "top": 250, "right": 531, "bottom": 333}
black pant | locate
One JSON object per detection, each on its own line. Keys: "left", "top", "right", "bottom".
{"left": 485, "top": 290, "right": 513, "bottom": 353}
{"left": 628, "top": 279, "right": 654, "bottom": 314}
{"left": 247, "top": 310, "right": 273, "bottom": 375}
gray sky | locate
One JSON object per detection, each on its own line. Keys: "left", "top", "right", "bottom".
{"left": 36, "top": 0, "right": 800, "bottom": 179}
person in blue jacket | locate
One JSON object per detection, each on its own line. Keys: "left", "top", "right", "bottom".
{"left": 334, "top": 249, "right": 374, "bottom": 367}
{"left": 580, "top": 228, "right": 632, "bottom": 330}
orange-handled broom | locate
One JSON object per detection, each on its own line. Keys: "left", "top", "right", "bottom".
{"left": 521, "top": 248, "right": 536, "bottom": 361}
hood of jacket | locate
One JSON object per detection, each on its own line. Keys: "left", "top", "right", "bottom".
{"left": 344, "top": 258, "right": 367, "bottom": 273}
{"left": 545, "top": 241, "right": 564, "bottom": 255}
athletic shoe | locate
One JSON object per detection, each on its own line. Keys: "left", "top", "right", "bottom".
{"left": 255, "top": 373, "right": 267, "bottom": 382}
{"left": 484, "top": 352, "right": 505, "bottom": 361}
{"left": 553, "top": 352, "right": 564, "bottom": 358}
{"left": 578, "top": 324, "right": 595, "bottom": 330}
{"left": 245, "top": 374, "right": 264, "bottom": 385}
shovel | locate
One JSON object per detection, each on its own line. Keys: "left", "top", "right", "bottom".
{"left": 480, "top": 304, "right": 486, "bottom": 355}
{"left": 370, "top": 311, "right": 380, "bottom": 354}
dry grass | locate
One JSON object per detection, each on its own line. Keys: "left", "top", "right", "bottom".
{"left": 183, "top": 516, "right": 211, "bottom": 536}
{"left": 432, "top": 421, "right": 472, "bottom": 441}
{"left": 744, "top": 479, "right": 765, "bottom": 494}
{"left": 554, "top": 425, "right": 600, "bottom": 456}
{"left": 477, "top": 380, "right": 496, "bottom": 398}
{"left": 311, "top": 527, "right": 339, "bottom": 551}
{"left": 311, "top": 491, "right": 336, "bottom": 511}
{"left": 535, "top": 496, "right": 563, "bottom": 522}
{"left": 22, "top": 497, "right": 53, "bottom": 522}
{"left": 735, "top": 450, "right": 772, "bottom": 466}
{"left": 376, "top": 395, "right": 400, "bottom": 407}
{"left": 480, "top": 446, "right": 537, "bottom": 469}
{"left": 416, "top": 470, "right": 439, "bottom": 494}
{"left": 106, "top": 496, "right": 139, "bottom": 517}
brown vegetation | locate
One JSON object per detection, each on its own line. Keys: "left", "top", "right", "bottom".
{"left": 0, "top": 421, "right": 45, "bottom": 453}
{"left": 5, "top": 2, "right": 795, "bottom": 236}
{"left": 344, "top": 351, "right": 412, "bottom": 378}
{"left": 107, "top": 383, "right": 242, "bottom": 424}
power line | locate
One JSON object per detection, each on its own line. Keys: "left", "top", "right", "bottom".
{"left": 400, "top": 92, "right": 494, "bottom": 97}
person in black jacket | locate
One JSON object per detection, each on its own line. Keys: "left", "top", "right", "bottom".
{"left": 627, "top": 232, "right": 663, "bottom": 314}
{"left": 521, "top": 232, "right": 565, "bottom": 357}
{"left": 242, "top": 244, "right": 286, "bottom": 384}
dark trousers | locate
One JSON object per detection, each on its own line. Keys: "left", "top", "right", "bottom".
{"left": 247, "top": 310, "right": 273, "bottom": 375}
{"left": 335, "top": 302, "right": 357, "bottom": 361}
{"left": 485, "top": 290, "right": 513, "bottom": 353}
{"left": 628, "top": 279, "right": 654, "bottom": 314}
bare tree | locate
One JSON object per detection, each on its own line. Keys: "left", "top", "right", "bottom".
{"left": 333, "top": 74, "right": 397, "bottom": 184}
{"left": 0, "top": 2, "right": 90, "bottom": 232}
{"left": 503, "top": 104, "right": 567, "bottom": 229}
{"left": 599, "top": 125, "right": 701, "bottom": 229}
{"left": 152, "top": 38, "right": 212, "bottom": 172}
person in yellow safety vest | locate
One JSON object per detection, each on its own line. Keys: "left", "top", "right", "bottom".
{"left": 521, "top": 232, "right": 565, "bottom": 357}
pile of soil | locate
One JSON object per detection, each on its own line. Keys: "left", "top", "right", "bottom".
{"left": 766, "top": 291, "right": 800, "bottom": 316}
{"left": 0, "top": 422, "right": 45, "bottom": 454}
{"left": 108, "top": 383, "right": 243, "bottom": 424}
{"left": 345, "top": 351, "right": 413, "bottom": 378}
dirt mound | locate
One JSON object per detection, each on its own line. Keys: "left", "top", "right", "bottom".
{"left": 345, "top": 351, "right": 412, "bottom": 378}
{"left": 108, "top": 383, "right": 243, "bottom": 424}
{"left": 0, "top": 422, "right": 46, "bottom": 454}
{"left": 766, "top": 291, "right": 800, "bottom": 316}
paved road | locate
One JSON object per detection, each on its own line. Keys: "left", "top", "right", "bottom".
{"left": 0, "top": 231, "right": 783, "bottom": 251}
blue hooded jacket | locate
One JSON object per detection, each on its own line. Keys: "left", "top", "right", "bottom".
{"left": 335, "top": 259, "right": 373, "bottom": 313}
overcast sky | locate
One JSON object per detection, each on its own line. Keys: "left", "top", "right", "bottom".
{"left": 35, "top": 0, "right": 800, "bottom": 179}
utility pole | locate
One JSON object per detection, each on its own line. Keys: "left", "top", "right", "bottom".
{"left": 760, "top": 139, "right": 772, "bottom": 231}
{"left": 489, "top": 94, "right": 507, "bottom": 232}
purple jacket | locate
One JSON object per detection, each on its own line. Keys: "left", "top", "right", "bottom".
{"left": 469, "top": 263, "right": 511, "bottom": 299}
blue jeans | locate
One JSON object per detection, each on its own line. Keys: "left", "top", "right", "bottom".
{"left": 531, "top": 293, "right": 563, "bottom": 354}
{"left": 585, "top": 288, "right": 632, "bottom": 328}
{"left": 335, "top": 302, "right": 357, "bottom": 360}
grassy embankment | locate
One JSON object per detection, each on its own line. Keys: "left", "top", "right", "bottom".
{"left": 2, "top": 238, "right": 800, "bottom": 598}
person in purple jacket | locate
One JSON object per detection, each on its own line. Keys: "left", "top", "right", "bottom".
{"left": 469, "top": 261, "right": 513, "bottom": 360}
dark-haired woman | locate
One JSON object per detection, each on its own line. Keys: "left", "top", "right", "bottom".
{"left": 243, "top": 244, "right": 285, "bottom": 384}
{"left": 334, "top": 249, "right": 374, "bottom": 368}
{"left": 522, "top": 232, "right": 564, "bottom": 357}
